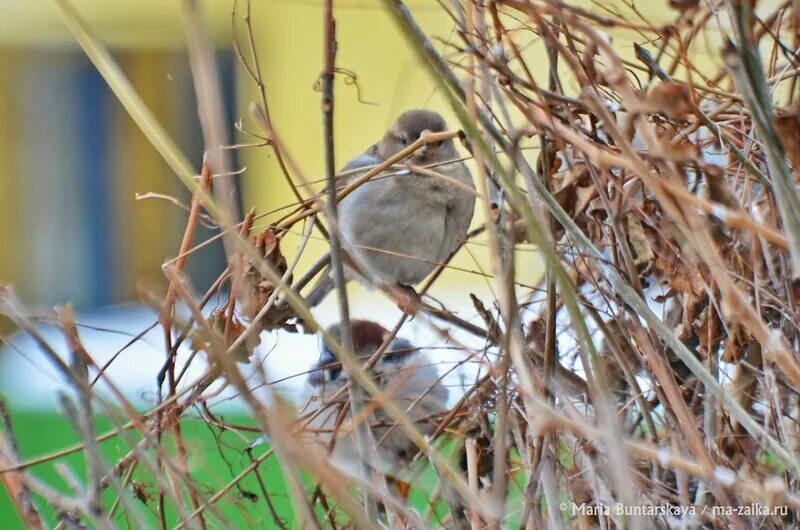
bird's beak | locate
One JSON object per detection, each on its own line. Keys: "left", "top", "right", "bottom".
{"left": 310, "top": 347, "right": 338, "bottom": 385}
{"left": 318, "top": 347, "right": 336, "bottom": 367}
{"left": 414, "top": 129, "right": 433, "bottom": 160}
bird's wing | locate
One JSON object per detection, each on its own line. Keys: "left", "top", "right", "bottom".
{"left": 339, "top": 144, "right": 383, "bottom": 184}
{"left": 438, "top": 162, "right": 476, "bottom": 261}
{"left": 305, "top": 272, "right": 335, "bottom": 308}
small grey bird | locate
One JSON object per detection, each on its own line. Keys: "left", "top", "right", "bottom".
{"left": 306, "top": 109, "right": 475, "bottom": 306}
{"left": 299, "top": 320, "right": 449, "bottom": 476}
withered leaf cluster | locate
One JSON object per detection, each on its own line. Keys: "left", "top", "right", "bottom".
{"left": 240, "top": 228, "right": 296, "bottom": 333}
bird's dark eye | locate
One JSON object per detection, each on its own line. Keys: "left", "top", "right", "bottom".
{"left": 400, "top": 136, "right": 408, "bottom": 145}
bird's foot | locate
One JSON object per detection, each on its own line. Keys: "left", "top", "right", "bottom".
{"left": 394, "top": 479, "right": 411, "bottom": 502}
{"left": 385, "top": 477, "right": 413, "bottom": 528}
{"left": 393, "top": 285, "right": 421, "bottom": 315}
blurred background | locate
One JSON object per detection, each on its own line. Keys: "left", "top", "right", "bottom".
{"left": 0, "top": 5, "right": 227, "bottom": 310}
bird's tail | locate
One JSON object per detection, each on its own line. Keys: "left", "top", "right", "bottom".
{"left": 305, "top": 269, "right": 335, "bottom": 307}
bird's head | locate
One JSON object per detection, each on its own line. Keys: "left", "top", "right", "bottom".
{"left": 309, "top": 320, "right": 418, "bottom": 385}
{"left": 378, "top": 109, "right": 455, "bottom": 164}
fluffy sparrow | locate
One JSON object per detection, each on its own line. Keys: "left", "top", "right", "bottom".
{"left": 306, "top": 109, "right": 475, "bottom": 306}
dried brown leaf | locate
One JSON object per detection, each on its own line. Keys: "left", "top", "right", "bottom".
{"left": 552, "top": 164, "right": 593, "bottom": 218}
{"left": 654, "top": 124, "right": 700, "bottom": 162}
{"left": 694, "top": 303, "right": 724, "bottom": 357}
{"left": 208, "top": 310, "right": 262, "bottom": 363}
{"left": 241, "top": 228, "right": 295, "bottom": 331}
{"left": 627, "top": 216, "right": 655, "bottom": 266}
{"left": 773, "top": 108, "right": 800, "bottom": 167}
{"left": 668, "top": 0, "right": 700, "bottom": 12}
{"left": 643, "top": 82, "right": 694, "bottom": 119}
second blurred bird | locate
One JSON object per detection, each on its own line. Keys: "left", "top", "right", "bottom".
{"left": 298, "top": 320, "right": 448, "bottom": 476}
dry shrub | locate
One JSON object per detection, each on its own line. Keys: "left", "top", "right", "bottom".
{"left": 3, "top": 0, "right": 800, "bottom": 528}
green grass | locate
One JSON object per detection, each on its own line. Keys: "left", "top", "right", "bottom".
{"left": 0, "top": 411, "right": 539, "bottom": 528}
{"left": 0, "top": 410, "right": 294, "bottom": 528}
